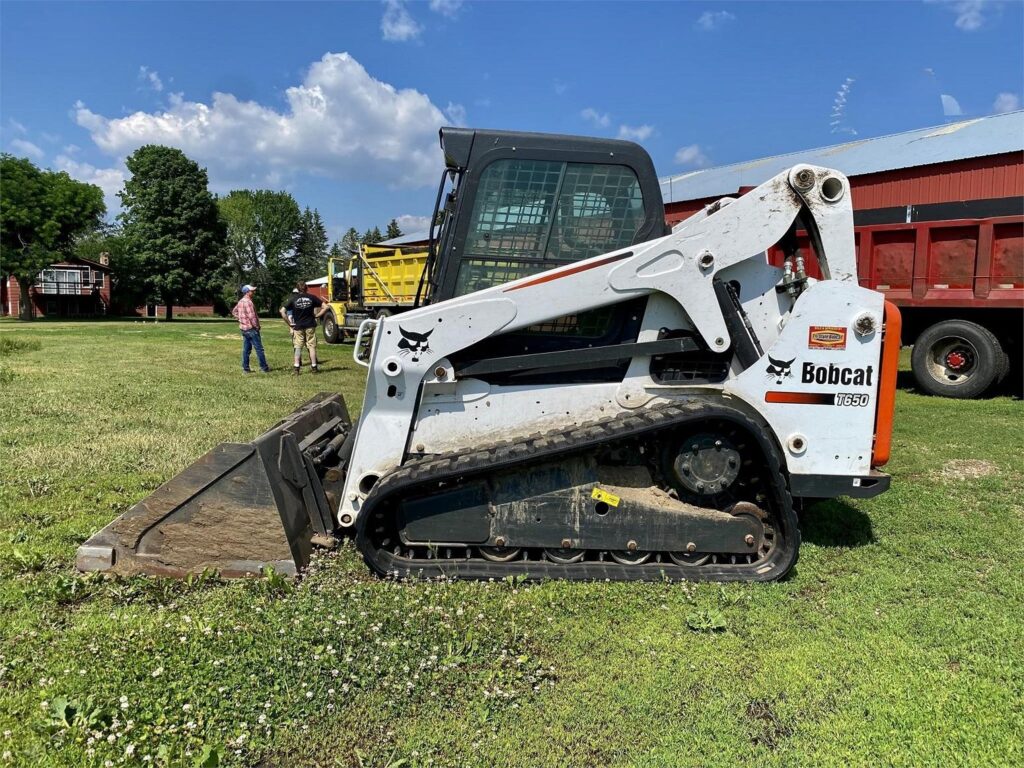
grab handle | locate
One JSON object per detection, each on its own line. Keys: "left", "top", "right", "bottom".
{"left": 353, "top": 318, "right": 378, "bottom": 368}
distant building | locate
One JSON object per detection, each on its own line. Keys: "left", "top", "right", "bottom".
{"left": 132, "top": 302, "right": 215, "bottom": 318}
{"left": 2, "top": 254, "right": 111, "bottom": 318}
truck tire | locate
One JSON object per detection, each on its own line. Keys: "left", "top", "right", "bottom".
{"left": 911, "top": 320, "right": 1009, "bottom": 399}
{"left": 322, "top": 311, "right": 342, "bottom": 344}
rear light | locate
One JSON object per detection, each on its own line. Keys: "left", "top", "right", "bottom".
{"left": 872, "top": 301, "right": 901, "bottom": 467}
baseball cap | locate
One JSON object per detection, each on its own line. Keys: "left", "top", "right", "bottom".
{"left": 241, "top": 284, "right": 255, "bottom": 294}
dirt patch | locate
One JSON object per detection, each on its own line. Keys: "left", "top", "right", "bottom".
{"left": 939, "top": 459, "right": 998, "bottom": 481}
{"left": 195, "top": 332, "right": 239, "bottom": 341}
{"left": 746, "top": 697, "right": 794, "bottom": 749}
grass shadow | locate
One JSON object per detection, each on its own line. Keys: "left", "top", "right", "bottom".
{"left": 798, "top": 498, "right": 875, "bottom": 548}
{"left": 896, "top": 369, "right": 918, "bottom": 393}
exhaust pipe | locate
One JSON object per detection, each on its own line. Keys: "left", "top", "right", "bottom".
{"left": 76, "top": 393, "right": 351, "bottom": 578}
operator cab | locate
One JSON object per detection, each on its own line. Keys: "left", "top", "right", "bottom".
{"left": 420, "top": 127, "right": 669, "bottom": 305}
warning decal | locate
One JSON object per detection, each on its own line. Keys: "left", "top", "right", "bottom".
{"left": 591, "top": 487, "right": 621, "bottom": 507}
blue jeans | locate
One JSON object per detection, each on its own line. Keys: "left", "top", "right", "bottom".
{"left": 241, "top": 329, "right": 269, "bottom": 371}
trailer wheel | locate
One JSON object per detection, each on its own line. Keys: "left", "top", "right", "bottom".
{"left": 911, "top": 320, "right": 1009, "bottom": 399}
{"left": 322, "top": 311, "right": 342, "bottom": 344}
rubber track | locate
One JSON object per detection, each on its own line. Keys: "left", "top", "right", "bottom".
{"left": 354, "top": 401, "right": 800, "bottom": 582}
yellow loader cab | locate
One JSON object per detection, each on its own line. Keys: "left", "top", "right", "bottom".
{"left": 322, "top": 242, "right": 429, "bottom": 343}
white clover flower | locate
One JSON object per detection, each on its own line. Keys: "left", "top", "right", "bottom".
{"left": 151, "top": 667, "right": 164, "bottom": 678}
{"left": 182, "top": 703, "right": 191, "bottom": 712}
{"left": 125, "top": 744, "right": 135, "bottom": 757}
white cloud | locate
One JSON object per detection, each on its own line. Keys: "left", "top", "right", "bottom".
{"left": 674, "top": 144, "right": 709, "bottom": 168}
{"left": 941, "top": 93, "right": 963, "bottom": 116}
{"left": 581, "top": 107, "right": 611, "bottom": 128}
{"left": 696, "top": 10, "right": 736, "bottom": 30}
{"left": 74, "top": 52, "right": 450, "bottom": 189}
{"left": 617, "top": 124, "right": 653, "bottom": 142}
{"left": 445, "top": 102, "right": 467, "bottom": 126}
{"left": 381, "top": 0, "right": 422, "bottom": 42}
{"left": 396, "top": 214, "right": 432, "bottom": 233}
{"left": 429, "top": 0, "right": 462, "bottom": 18}
{"left": 9, "top": 138, "right": 44, "bottom": 160}
{"left": 952, "top": 0, "right": 985, "bottom": 30}
{"left": 7, "top": 118, "right": 27, "bottom": 134}
{"left": 138, "top": 65, "right": 163, "bottom": 93}
{"left": 53, "top": 154, "right": 126, "bottom": 214}
{"left": 929, "top": 0, "right": 999, "bottom": 31}
{"left": 993, "top": 92, "right": 1020, "bottom": 113}
{"left": 830, "top": 77, "right": 857, "bottom": 135}
{"left": 552, "top": 79, "right": 568, "bottom": 95}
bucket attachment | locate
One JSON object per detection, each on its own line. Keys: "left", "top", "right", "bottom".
{"left": 77, "top": 393, "right": 352, "bottom": 578}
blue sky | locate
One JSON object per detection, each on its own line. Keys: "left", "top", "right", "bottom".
{"left": 2, "top": 0, "right": 1022, "bottom": 241}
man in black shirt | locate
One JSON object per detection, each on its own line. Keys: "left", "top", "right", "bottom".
{"left": 280, "top": 281, "right": 329, "bottom": 374}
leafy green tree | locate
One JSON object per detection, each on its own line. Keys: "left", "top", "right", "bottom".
{"left": 0, "top": 154, "right": 105, "bottom": 320}
{"left": 119, "top": 146, "right": 225, "bottom": 321}
{"left": 216, "top": 189, "right": 302, "bottom": 312}
{"left": 74, "top": 224, "right": 144, "bottom": 313}
{"left": 386, "top": 218, "right": 403, "bottom": 240}
{"left": 340, "top": 227, "right": 360, "bottom": 255}
{"left": 294, "top": 207, "right": 329, "bottom": 282}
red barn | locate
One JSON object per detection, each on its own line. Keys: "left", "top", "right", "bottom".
{"left": 2, "top": 255, "right": 112, "bottom": 318}
{"left": 659, "top": 112, "right": 1024, "bottom": 398}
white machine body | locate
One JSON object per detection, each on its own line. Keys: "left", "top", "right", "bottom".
{"left": 338, "top": 165, "right": 888, "bottom": 527}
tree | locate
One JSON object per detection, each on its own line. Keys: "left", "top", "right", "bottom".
{"left": 386, "top": 218, "right": 403, "bottom": 240}
{"left": 217, "top": 189, "right": 302, "bottom": 313}
{"left": 119, "top": 146, "right": 225, "bottom": 321}
{"left": 74, "top": 224, "right": 143, "bottom": 313}
{"left": 294, "top": 207, "right": 329, "bottom": 282}
{"left": 0, "top": 154, "right": 105, "bottom": 320}
{"left": 361, "top": 226, "right": 383, "bottom": 245}
{"left": 340, "top": 227, "right": 360, "bottom": 255}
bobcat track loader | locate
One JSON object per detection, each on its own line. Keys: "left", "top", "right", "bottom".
{"left": 78, "top": 128, "right": 899, "bottom": 582}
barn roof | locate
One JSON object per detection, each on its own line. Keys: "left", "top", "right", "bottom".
{"left": 659, "top": 111, "right": 1024, "bottom": 204}
{"left": 379, "top": 230, "right": 430, "bottom": 246}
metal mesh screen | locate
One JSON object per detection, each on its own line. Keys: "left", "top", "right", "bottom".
{"left": 456, "top": 159, "right": 644, "bottom": 296}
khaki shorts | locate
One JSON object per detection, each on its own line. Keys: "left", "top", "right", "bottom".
{"left": 291, "top": 327, "right": 317, "bottom": 349}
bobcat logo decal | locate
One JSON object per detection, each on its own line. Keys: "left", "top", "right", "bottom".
{"left": 398, "top": 326, "right": 433, "bottom": 363}
{"left": 765, "top": 355, "right": 796, "bottom": 385}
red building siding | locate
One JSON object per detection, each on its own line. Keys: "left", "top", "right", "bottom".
{"left": 664, "top": 152, "right": 1024, "bottom": 225}
{"left": 2, "top": 261, "right": 112, "bottom": 318}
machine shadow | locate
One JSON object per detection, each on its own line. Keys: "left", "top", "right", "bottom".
{"left": 797, "top": 498, "right": 875, "bottom": 548}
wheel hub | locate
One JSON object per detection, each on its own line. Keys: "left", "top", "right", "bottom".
{"left": 945, "top": 350, "right": 969, "bottom": 371}
{"left": 669, "top": 433, "right": 741, "bottom": 497}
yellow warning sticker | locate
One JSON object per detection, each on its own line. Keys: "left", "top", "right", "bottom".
{"left": 591, "top": 487, "right": 621, "bottom": 507}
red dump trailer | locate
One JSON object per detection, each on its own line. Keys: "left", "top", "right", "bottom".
{"left": 662, "top": 114, "right": 1024, "bottom": 398}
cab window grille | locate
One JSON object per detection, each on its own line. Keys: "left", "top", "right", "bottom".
{"left": 456, "top": 159, "right": 645, "bottom": 295}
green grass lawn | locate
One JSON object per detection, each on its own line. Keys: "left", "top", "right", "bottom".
{"left": 0, "top": 318, "right": 1021, "bottom": 767}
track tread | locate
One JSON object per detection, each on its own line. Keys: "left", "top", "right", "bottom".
{"left": 356, "top": 401, "right": 799, "bottom": 582}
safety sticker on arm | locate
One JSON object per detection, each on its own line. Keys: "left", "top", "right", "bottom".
{"left": 591, "top": 487, "right": 621, "bottom": 507}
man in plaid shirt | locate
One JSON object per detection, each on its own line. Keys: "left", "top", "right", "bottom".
{"left": 231, "top": 284, "right": 270, "bottom": 373}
